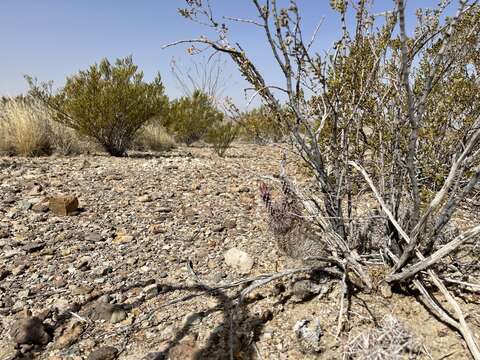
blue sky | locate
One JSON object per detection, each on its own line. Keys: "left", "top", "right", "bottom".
{"left": 0, "top": 0, "right": 451, "bottom": 107}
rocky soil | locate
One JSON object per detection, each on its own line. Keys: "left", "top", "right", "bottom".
{"left": 0, "top": 144, "right": 479, "bottom": 359}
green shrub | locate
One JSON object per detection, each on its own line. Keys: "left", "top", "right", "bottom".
{"left": 206, "top": 122, "right": 238, "bottom": 157}
{"left": 28, "top": 56, "right": 168, "bottom": 156}
{"left": 237, "top": 106, "right": 283, "bottom": 144}
{"left": 164, "top": 90, "right": 223, "bottom": 146}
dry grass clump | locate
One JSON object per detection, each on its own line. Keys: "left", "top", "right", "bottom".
{"left": 344, "top": 315, "right": 423, "bottom": 360}
{"left": 135, "top": 122, "right": 177, "bottom": 152}
{"left": 0, "top": 99, "right": 52, "bottom": 156}
{"left": 0, "top": 98, "right": 83, "bottom": 156}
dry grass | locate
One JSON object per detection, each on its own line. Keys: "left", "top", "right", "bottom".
{"left": 0, "top": 98, "right": 85, "bottom": 156}
{"left": 135, "top": 122, "right": 176, "bottom": 152}
{"left": 0, "top": 99, "right": 52, "bottom": 156}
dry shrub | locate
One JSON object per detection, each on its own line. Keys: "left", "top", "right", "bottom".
{"left": 0, "top": 98, "right": 84, "bottom": 156}
{"left": 135, "top": 123, "right": 176, "bottom": 152}
{"left": 48, "top": 120, "right": 85, "bottom": 155}
{"left": 344, "top": 315, "right": 423, "bottom": 360}
{"left": 0, "top": 99, "right": 52, "bottom": 156}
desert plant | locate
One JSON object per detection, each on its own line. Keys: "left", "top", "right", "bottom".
{"left": 172, "top": 0, "right": 480, "bottom": 357}
{"left": 0, "top": 98, "right": 52, "bottom": 156}
{"left": 206, "top": 121, "right": 238, "bottom": 156}
{"left": 237, "top": 106, "right": 283, "bottom": 144}
{"left": 0, "top": 97, "right": 86, "bottom": 156}
{"left": 170, "top": 54, "right": 230, "bottom": 107}
{"left": 345, "top": 315, "right": 422, "bottom": 359}
{"left": 27, "top": 56, "right": 168, "bottom": 156}
{"left": 134, "top": 122, "right": 176, "bottom": 152}
{"left": 164, "top": 90, "right": 223, "bottom": 145}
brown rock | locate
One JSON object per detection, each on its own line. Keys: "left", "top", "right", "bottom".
{"left": 87, "top": 346, "right": 118, "bottom": 360}
{"left": 91, "top": 302, "right": 126, "bottom": 324}
{"left": 10, "top": 316, "right": 50, "bottom": 345}
{"left": 49, "top": 195, "right": 79, "bottom": 216}
{"left": 55, "top": 321, "right": 85, "bottom": 349}
{"left": 32, "top": 198, "right": 49, "bottom": 213}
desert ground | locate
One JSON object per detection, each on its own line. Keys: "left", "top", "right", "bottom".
{"left": 1, "top": 143, "right": 479, "bottom": 359}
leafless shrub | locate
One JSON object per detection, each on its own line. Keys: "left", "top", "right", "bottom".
{"left": 345, "top": 315, "right": 423, "bottom": 360}
{"left": 170, "top": 0, "right": 480, "bottom": 357}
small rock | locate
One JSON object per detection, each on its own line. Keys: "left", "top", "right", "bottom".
{"left": 224, "top": 248, "right": 254, "bottom": 274}
{"left": 150, "top": 224, "right": 165, "bottom": 235}
{"left": 84, "top": 232, "right": 104, "bottom": 242}
{"left": 87, "top": 346, "right": 118, "bottom": 360}
{"left": 212, "top": 225, "right": 225, "bottom": 233}
{"left": 143, "top": 284, "right": 159, "bottom": 300}
{"left": 293, "top": 318, "right": 323, "bottom": 353}
{"left": 0, "top": 228, "right": 11, "bottom": 239}
{"left": 79, "top": 159, "right": 91, "bottom": 170}
{"left": 70, "top": 285, "right": 94, "bottom": 296}
{"left": 379, "top": 283, "right": 392, "bottom": 298}
{"left": 23, "top": 242, "right": 46, "bottom": 253}
{"left": 32, "top": 203, "right": 49, "bottom": 213}
{"left": 91, "top": 302, "right": 126, "bottom": 324}
{"left": 291, "top": 280, "right": 328, "bottom": 303}
{"left": 112, "top": 235, "right": 134, "bottom": 244}
{"left": 4, "top": 249, "right": 24, "bottom": 259}
{"left": 18, "top": 200, "right": 32, "bottom": 211}
{"left": 11, "top": 264, "right": 27, "bottom": 276}
{"left": 138, "top": 194, "right": 152, "bottom": 203}
{"left": 27, "top": 183, "right": 43, "bottom": 195}
{"left": 31, "top": 198, "right": 49, "bottom": 213}
{"left": 49, "top": 195, "right": 79, "bottom": 216}
{"left": 10, "top": 316, "right": 50, "bottom": 345}
{"left": 225, "top": 219, "right": 237, "bottom": 229}
{"left": 55, "top": 321, "right": 85, "bottom": 349}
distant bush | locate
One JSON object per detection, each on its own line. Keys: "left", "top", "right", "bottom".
{"left": 206, "top": 122, "right": 238, "bottom": 157}
{"left": 237, "top": 106, "right": 283, "bottom": 144}
{"left": 134, "top": 122, "right": 176, "bottom": 152}
{"left": 164, "top": 90, "right": 223, "bottom": 146}
{"left": 0, "top": 98, "right": 83, "bottom": 156}
{"left": 28, "top": 56, "right": 168, "bottom": 156}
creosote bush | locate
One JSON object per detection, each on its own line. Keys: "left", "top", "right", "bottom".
{"left": 206, "top": 121, "right": 238, "bottom": 156}
{"left": 163, "top": 90, "right": 223, "bottom": 146}
{"left": 28, "top": 56, "right": 168, "bottom": 156}
{"left": 176, "top": 1, "right": 480, "bottom": 357}
{"left": 237, "top": 106, "right": 284, "bottom": 144}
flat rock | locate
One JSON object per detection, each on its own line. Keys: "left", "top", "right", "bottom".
{"left": 87, "top": 346, "right": 118, "bottom": 360}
